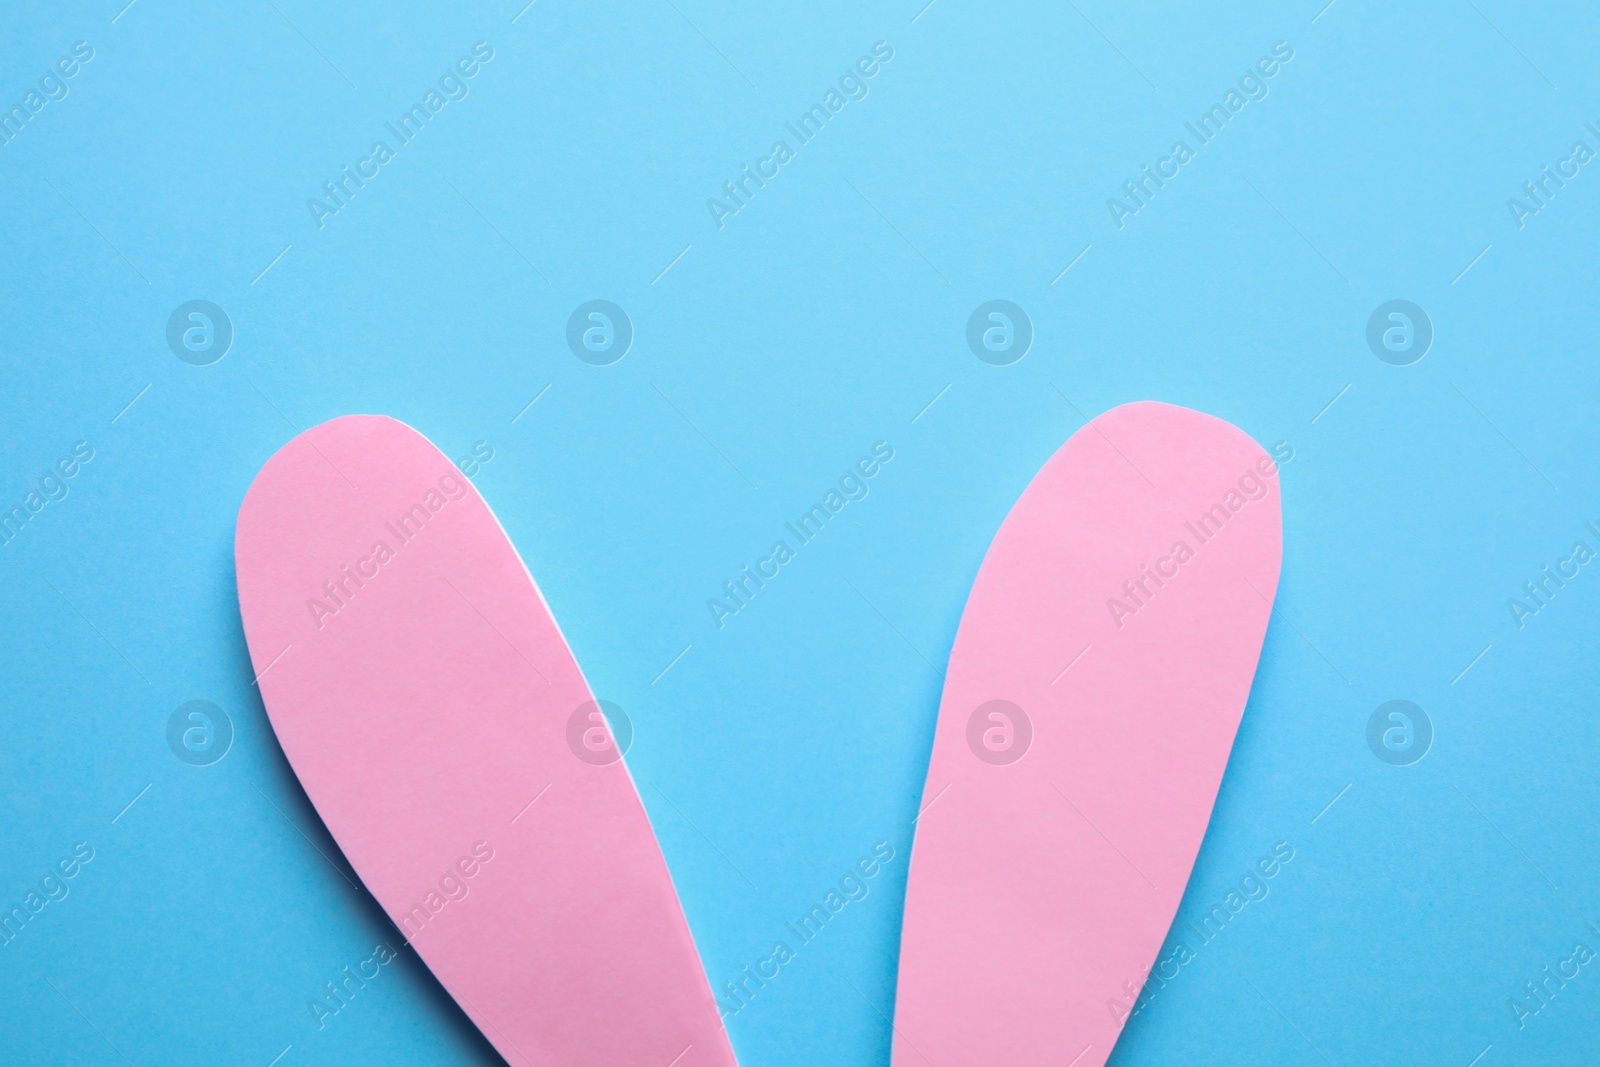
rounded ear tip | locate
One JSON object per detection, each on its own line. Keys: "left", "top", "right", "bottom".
{"left": 893, "top": 401, "right": 1282, "bottom": 1067}
{"left": 235, "top": 416, "right": 738, "bottom": 1067}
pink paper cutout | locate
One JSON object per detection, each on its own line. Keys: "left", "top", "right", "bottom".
{"left": 892, "top": 401, "right": 1283, "bottom": 1067}
{"left": 235, "top": 415, "right": 736, "bottom": 1067}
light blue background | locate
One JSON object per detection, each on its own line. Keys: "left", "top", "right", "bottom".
{"left": 3, "top": 1, "right": 1598, "bottom": 1064}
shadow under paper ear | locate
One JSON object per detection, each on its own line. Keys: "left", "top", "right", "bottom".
{"left": 892, "top": 401, "right": 1283, "bottom": 1067}
{"left": 235, "top": 414, "right": 736, "bottom": 1067}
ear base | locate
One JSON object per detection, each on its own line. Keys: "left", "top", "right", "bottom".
{"left": 236, "top": 415, "right": 737, "bottom": 1067}
{"left": 891, "top": 401, "right": 1283, "bottom": 1067}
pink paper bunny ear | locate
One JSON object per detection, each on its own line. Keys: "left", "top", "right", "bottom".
{"left": 892, "top": 401, "right": 1283, "bottom": 1066}
{"left": 235, "top": 415, "right": 736, "bottom": 1067}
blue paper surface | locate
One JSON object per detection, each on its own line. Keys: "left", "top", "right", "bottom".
{"left": 2, "top": 1, "right": 1598, "bottom": 1064}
